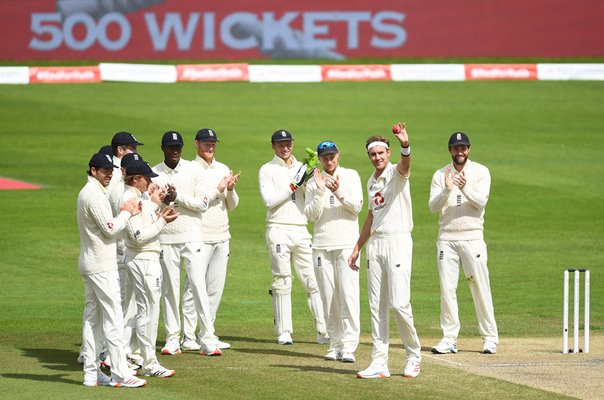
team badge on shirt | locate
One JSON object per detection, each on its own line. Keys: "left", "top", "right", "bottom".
{"left": 373, "top": 192, "right": 385, "bottom": 207}
{"left": 106, "top": 222, "right": 113, "bottom": 229}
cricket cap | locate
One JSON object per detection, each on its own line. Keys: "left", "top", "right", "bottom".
{"left": 112, "top": 131, "right": 144, "bottom": 147}
{"left": 271, "top": 129, "right": 294, "bottom": 143}
{"left": 89, "top": 153, "right": 118, "bottom": 169}
{"left": 98, "top": 145, "right": 113, "bottom": 158}
{"left": 316, "top": 140, "right": 339, "bottom": 156}
{"left": 448, "top": 132, "right": 471, "bottom": 147}
{"left": 121, "top": 153, "right": 143, "bottom": 168}
{"left": 125, "top": 159, "right": 159, "bottom": 178}
{"left": 162, "top": 131, "right": 184, "bottom": 146}
{"left": 195, "top": 128, "right": 220, "bottom": 142}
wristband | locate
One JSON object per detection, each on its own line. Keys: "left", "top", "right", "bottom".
{"left": 401, "top": 145, "right": 411, "bottom": 156}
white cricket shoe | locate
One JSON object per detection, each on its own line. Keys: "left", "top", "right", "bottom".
{"left": 83, "top": 372, "right": 118, "bottom": 387}
{"left": 141, "top": 362, "right": 176, "bottom": 378}
{"left": 431, "top": 339, "right": 458, "bottom": 354}
{"left": 181, "top": 339, "right": 201, "bottom": 352}
{"left": 118, "top": 375, "right": 147, "bottom": 388}
{"left": 482, "top": 340, "right": 497, "bottom": 354}
{"left": 277, "top": 332, "right": 293, "bottom": 345}
{"left": 357, "top": 363, "right": 390, "bottom": 379}
{"left": 403, "top": 358, "right": 421, "bottom": 378}
{"left": 127, "top": 353, "right": 143, "bottom": 367}
{"left": 160, "top": 339, "right": 182, "bottom": 355}
{"left": 316, "top": 332, "right": 330, "bottom": 345}
{"left": 341, "top": 352, "right": 356, "bottom": 363}
{"left": 200, "top": 342, "right": 222, "bottom": 356}
{"left": 216, "top": 339, "right": 231, "bottom": 349}
{"left": 324, "top": 350, "right": 342, "bottom": 361}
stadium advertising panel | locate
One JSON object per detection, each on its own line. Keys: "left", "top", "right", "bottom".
{"left": 0, "top": 0, "right": 602, "bottom": 60}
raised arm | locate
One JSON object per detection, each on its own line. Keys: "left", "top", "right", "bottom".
{"left": 393, "top": 122, "right": 411, "bottom": 178}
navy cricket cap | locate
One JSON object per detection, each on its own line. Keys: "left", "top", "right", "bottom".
{"left": 162, "top": 131, "right": 184, "bottom": 146}
{"left": 125, "top": 160, "right": 159, "bottom": 178}
{"left": 121, "top": 153, "right": 143, "bottom": 168}
{"left": 112, "top": 131, "right": 144, "bottom": 147}
{"left": 271, "top": 129, "right": 294, "bottom": 143}
{"left": 195, "top": 128, "right": 220, "bottom": 142}
{"left": 89, "top": 153, "right": 118, "bottom": 169}
{"left": 316, "top": 140, "right": 339, "bottom": 156}
{"left": 448, "top": 132, "right": 471, "bottom": 147}
{"left": 98, "top": 145, "right": 113, "bottom": 158}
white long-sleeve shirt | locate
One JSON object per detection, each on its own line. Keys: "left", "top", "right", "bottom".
{"left": 367, "top": 163, "right": 413, "bottom": 236}
{"left": 153, "top": 159, "right": 215, "bottom": 244}
{"left": 258, "top": 155, "right": 307, "bottom": 228}
{"left": 304, "top": 166, "right": 363, "bottom": 249}
{"left": 429, "top": 159, "right": 490, "bottom": 240}
{"left": 77, "top": 176, "right": 131, "bottom": 275}
{"left": 121, "top": 185, "right": 166, "bottom": 260}
{"left": 194, "top": 156, "right": 239, "bottom": 243}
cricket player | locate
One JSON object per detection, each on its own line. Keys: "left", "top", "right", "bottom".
{"left": 428, "top": 132, "right": 499, "bottom": 355}
{"left": 77, "top": 152, "right": 146, "bottom": 388}
{"left": 181, "top": 128, "right": 240, "bottom": 351}
{"left": 258, "top": 129, "right": 328, "bottom": 345}
{"left": 304, "top": 140, "right": 363, "bottom": 362}
{"left": 153, "top": 131, "right": 229, "bottom": 356}
{"left": 108, "top": 131, "right": 143, "bottom": 195}
{"left": 348, "top": 123, "right": 422, "bottom": 379}
{"left": 122, "top": 159, "right": 179, "bottom": 378}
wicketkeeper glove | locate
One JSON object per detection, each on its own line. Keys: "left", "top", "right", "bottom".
{"left": 289, "top": 148, "right": 319, "bottom": 191}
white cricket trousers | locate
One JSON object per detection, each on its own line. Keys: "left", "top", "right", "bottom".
{"left": 437, "top": 239, "right": 498, "bottom": 343}
{"left": 161, "top": 242, "right": 217, "bottom": 345}
{"left": 118, "top": 263, "right": 138, "bottom": 356}
{"left": 81, "top": 269, "right": 130, "bottom": 381}
{"left": 366, "top": 234, "right": 421, "bottom": 364}
{"left": 266, "top": 225, "right": 326, "bottom": 336}
{"left": 314, "top": 248, "right": 360, "bottom": 353}
{"left": 181, "top": 240, "right": 229, "bottom": 343}
{"left": 125, "top": 256, "right": 162, "bottom": 368}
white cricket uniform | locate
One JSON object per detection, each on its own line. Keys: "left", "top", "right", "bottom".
{"left": 121, "top": 186, "right": 166, "bottom": 368}
{"left": 77, "top": 175, "right": 132, "bottom": 382}
{"left": 365, "top": 163, "right": 421, "bottom": 364}
{"left": 107, "top": 170, "right": 138, "bottom": 357}
{"left": 259, "top": 155, "right": 326, "bottom": 337}
{"left": 305, "top": 166, "right": 363, "bottom": 354}
{"left": 429, "top": 159, "right": 498, "bottom": 343}
{"left": 181, "top": 156, "right": 239, "bottom": 343}
{"left": 152, "top": 160, "right": 217, "bottom": 346}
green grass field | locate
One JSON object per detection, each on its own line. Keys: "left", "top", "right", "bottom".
{"left": 0, "top": 80, "right": 602, "bottom": 399}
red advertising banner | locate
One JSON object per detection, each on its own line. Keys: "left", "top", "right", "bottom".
{"left": 29, "top": 66, "right": 101, "bottom": 83}
{"left": 321, "top": 65, "right": 390, "bottom": 81}
{"left": 465, "top": 64, "right": 538, "bottom": 81}
{"left": 1, "top": 1, "right": 603, "bottom": 61}
{"left": 176, "top": 64, "right": 249, "bottom": 82}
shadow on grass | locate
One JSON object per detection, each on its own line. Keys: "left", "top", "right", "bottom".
{"left": 1, "top": 373, "right": 81, "bottom": 386}
{"left": 234, "top": 347, "right": 323, "bottom": 359}
{"left": 20, "top": 348, "right": 82, "bottom": 372}
{"left": 271, "top": 364, "right": 354, "bottom": 376}
{"left": 218, "top": 335, "right": 276, "bottom": 345}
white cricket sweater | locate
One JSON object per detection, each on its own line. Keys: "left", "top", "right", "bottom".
{"left": 367, "top": 163, "right": 413, "bottom": 236}
{"left": 77, "top": 176, "right": 131, "bottom": 275}
{"left": 305, "top": 166, "right": 363, "bottom": 249}
{"left": 121, "top": 185, "right": 166, "bottom": 260}
{"left": 429, "top": 159, "right": 490, "bottom": 241}
{"left": 258, "top": 155, "right": 307, "bottom": 228}
{"left": 153, "top": 160, "right": 216, "bottom": 244}
{"left": 194, "top": 156, "right": 239, "bottom": 243}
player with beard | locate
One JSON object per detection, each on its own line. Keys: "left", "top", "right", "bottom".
{"left": 429, "top": 132, "right": 498, "bottom": 355}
